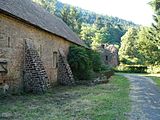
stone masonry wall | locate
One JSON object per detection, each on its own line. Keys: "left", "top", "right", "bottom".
{"left": 24, "top": 40, "right": 49, "bottom": 93}
{"left": 57, "top": 49, "right": 75, "bottom": 86}
{"left": 0, "top": 13, "right": 72, "bottom": 92}
{"left": 101, "top": 44, "right": 118, "bottom": 67}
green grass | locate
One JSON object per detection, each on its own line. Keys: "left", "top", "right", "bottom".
{"left": 149, "top": 76, "right": 160, "bottom": 87}
{"left": 0, "top": 75, "right": 130, "bottom": 120}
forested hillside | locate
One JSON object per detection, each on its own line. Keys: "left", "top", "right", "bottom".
{"left": 33, "top": 0, "right": 137, "bottom": 47}
{"left": 56, "top": 1, "right": 136, "bottom": 26}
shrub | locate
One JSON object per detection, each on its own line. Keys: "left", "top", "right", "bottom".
{"left": 115, "top": 64, "right": 147, "bottom": 73}
{"left": 67, "top": 45, "right": 92, "bottom": 80}
{"left": 147, "top": 65, "right": 160, "bottom": 73}
{"left": 87, "top": 50, "right": 103, "bottom": 72}
{"left": 128, "top": 66, "right": 147, "bottom": 73}
{"left": 67, "top": 45, "right": 112, "bottom": 80}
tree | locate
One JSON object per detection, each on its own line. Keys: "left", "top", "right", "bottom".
{"left": 33, "top": 0, "right": 57, "bottom": 14}
{"left": 67, "top": 45, "right": 92, "bottom": 80}
{"left": 58, "top": 6, "right": 82, "bottom": 35}
{"left": 59, "top": 5, "right": 70, "bottom": 25}
{"left": 149, "top": 0, "right": 160, "bottom": 46}
{"left": 80, "top": 24, "right": 96, "bottom": 47}
{"left": 91, "top": 32, "right": 103, "bottom": 50}
{"left": 119, "top": 26, "right": 160, "bottom": 65}
{"left": 80, "top": 24, "right": 103, "bottom": 50}
{"left": 68, "top": 7, "right": 82, "bottom": 35}
{"left": 137, "top": 27, "right": 160, "bottom": 65}
{"left": 33, "top": 0, "right": 137, "bottom": 46}
{"left": 94, "top": 16, "right": 105, "bottom": 30}
{"left": 119, "top": 28, "right": 139, "bottom": 64}
{"left": 67, "top": 45, "right": 108, "bottom": 80}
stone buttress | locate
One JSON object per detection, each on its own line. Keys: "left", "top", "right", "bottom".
{"left": 23, "top": 40, "right": 49, "bottom": 94}
{"left": 57, "top": 49, "right": 75, "bottom": 86}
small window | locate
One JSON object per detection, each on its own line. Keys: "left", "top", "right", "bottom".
{"left": 53, "top": 52, "right": 58, "bottom": 68}
{"left": 101, "top": 44, "right": 105, "bottom": 49}
{"left": 106, "top": 56, "right": 108, "bottom": 61}
{"left": 0, "top": 60, "right": 8, "bottom": 73}
{"left": 38, "top": 45, "right": 42, "bottom": 57}
{"left": 7, "top": 37, "right": 11, "bottom": 47}
{"left": 39, "top": 45, "right": 42, "bottom": 57}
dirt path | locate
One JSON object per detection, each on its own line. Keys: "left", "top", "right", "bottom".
{"left": 123, "top": 74, "right": 160, "bottom": 120}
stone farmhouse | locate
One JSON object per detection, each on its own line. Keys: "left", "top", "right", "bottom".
{"left": 0, "top": 0, "right": 85, "bottom": 94}
{"left": 101, "top": 44, "right": 119, "bottom": 67}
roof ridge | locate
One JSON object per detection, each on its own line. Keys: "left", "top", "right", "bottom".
{"left": 0, "top": 0, "right": 86, "bottom": 47}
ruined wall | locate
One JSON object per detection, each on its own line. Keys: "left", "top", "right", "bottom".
{"left": 101, "top": 44, "right": 119, "bottom": 67}
{"left": 0, "top": 13, "right": 71, "bottom": 92}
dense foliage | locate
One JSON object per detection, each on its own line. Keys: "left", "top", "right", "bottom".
{"left": 115, "top": 65, "right": 147, "bottom": 73}
{"left": 33, "top": 0, "right": 123, "bottom": 79}
{"left": 119, "top": 28, "right": 139, "bottom": 64}
{"left": 119, "top": 26, "right": 160, "bottom": 65}
{"left": 118, "top": 0, "right": 160, "bottom": 73}
{"left": 67, "top": 45, "right": 108, "bottom": 80}
{"left": 33, "top": 0, "right": 160, "bottom": 73}
{"left": 67, "top": 45, "right": 92, "bottom": 80}
{"left": 33, "top": 0, "right": 137, "bottom": 48}
{"left": 149, "top": 0, "right": 160, "bottom": 46}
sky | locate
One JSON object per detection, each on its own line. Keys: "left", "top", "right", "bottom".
{"left": 58, "top": 0, "right": 154, "bottom": 26}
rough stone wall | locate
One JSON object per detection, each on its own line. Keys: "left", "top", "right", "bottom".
{"left": 0, "top": 15, "right": 25, "bottom": 93}
{"left": 24, "top": 40, "right": 49, "bottom": 93}
{"left": 57, "top": 49, "right": 75, "bottom": 86}
{"left": 101, "top": 44, "right": 119, "bottom": 67}
{"left": 0, "top": 13, "right": 72, "bottom": 92}
{"left": 106, "top": 45, "right": 118, "bottom": 67}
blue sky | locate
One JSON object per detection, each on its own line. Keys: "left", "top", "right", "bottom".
{"left": 58, "top": 0, "right": 154, "bottom": 26}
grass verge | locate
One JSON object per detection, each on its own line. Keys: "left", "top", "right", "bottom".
{"left": 149, "top": 76, "right": 160, "bottom": 87}
{"left": 0, "top": 75, "right": 130, "bottom": 120}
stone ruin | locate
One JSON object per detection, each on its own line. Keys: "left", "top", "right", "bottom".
{"left": 101, "top": 44, "right": 119, "bottom": 67}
